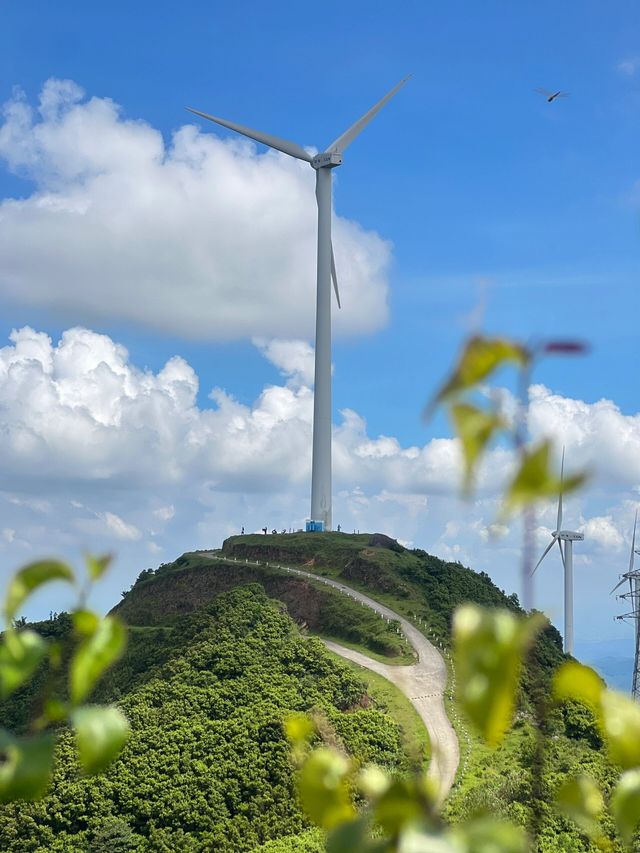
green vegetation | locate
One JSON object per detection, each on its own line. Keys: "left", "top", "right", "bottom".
{"left": 290, "top": 605, "right": 640, "bottom": 851}
{"left": 114, "top": 530, "right": 625, "bottom": 848}
{"left": 220, "top": 533, "right": 628, "bottom": 848}
{"left": 0, "top": 557, "right": 129, "bottom": 807}
{"left": 115, "top": 551, "right": 413, "bottom": 661}
{"left": 329, "top": 656, "right": 430, "bottom": 771}
{"left": 1, "top": 470, "right": 634, "bottom": 851}
{"left": 0, "top": 585, "right": 414, "bottom": 851}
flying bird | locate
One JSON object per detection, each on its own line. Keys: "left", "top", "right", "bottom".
{"left": 535, "top": 88, "right": 569, "bottom": 102}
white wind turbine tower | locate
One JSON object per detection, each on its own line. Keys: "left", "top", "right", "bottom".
{"left": 611, "top": 511, "right": 640, "bottom": 699}
{"left": 187, "top": 78, "right": 409, "bottom": 532}
{"left": 532, "top": 450, "right": 585, "bottom": 655}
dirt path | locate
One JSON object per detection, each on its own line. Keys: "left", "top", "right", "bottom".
{"left": 202, "top": 554, "right": 460, "bottom": 800}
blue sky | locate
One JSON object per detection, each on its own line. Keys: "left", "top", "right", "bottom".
{"left": 0, "top": 2, "right": 639, "bottom": 666}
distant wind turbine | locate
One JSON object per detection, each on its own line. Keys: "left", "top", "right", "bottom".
{"left": 611, "top": 510, "right": 640, "bottom": 698}
{"left": 532, "top": 449, "right": 584, "bottom": 655}
{"left": 535, "top": 88, "right": 569, "bottom": 103}
{"left": 187, "top": 78, "right": 410, "bottom": 531}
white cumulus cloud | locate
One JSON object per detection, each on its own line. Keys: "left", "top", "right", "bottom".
{"left": 153, "top": 505, "right": 175, "bottom": 522}
{"left": 0, "top": 80, "right": 391, "bottom": 341}
{"left": 528, "top": 384, "right": 640, "bottom": 486}
{"left": 103, "top": 511, "right": 142, "bottom": 541}
{"left": 253, "top": 338, "right": 316, "bottom": 387}
{"left": 617, "top": 57, "right": 640, "bottom": 76}
{"left": 579, "top": 515, "right": 624, "bottom": 551}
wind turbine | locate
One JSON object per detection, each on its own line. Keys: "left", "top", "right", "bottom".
{"left": 532, "top": 449, "right": 584, "bottom": 655}
{"left": 611, "top": 510, "right": 640, "bottom": 699}
{"left": 186, "top": 78, "right": 409, "bottom": 532}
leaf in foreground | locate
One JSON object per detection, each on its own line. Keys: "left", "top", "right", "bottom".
{"left": 503, "top": 440, "right": 586, "bottom": 516}
{"left": 454, "top": 605, "right": 545, "bottom": 747}
{"left": 449, "top": 816, "right": 529, "bottom": 852}
{"left": 71, "top": 706, "right": 130, "bottom": 775}
{"left": 327, "top": 816, "right": 385, "bottom": 853}
{"left": 0, "top": 730, "right": 55, "bottom": 803}
{"left": 4, "top": 560, "right": 74, "bottom": 622}
{"left": 599, "top": 691, "right": 640, "bottom": 770}
{"left": 298, "top": 748, "right": 355, "bottom": 830}
{"left": 85, "top": 553, "right": 113, "bottom": 582}
{"left": 553, "top": 662, "right": 604, "bottom": 709}
{"left": 427, "top": 336, "right": 529, "bottom": 412}
{"left": 450, "top": 403, "right": 503, "bottom": 493}
{"left": 556, "top": 775, "right": 603, "bottom": 839}
{"left": 0, "top": 629, "right": 46, "bottom": 699}
{"left": 611, "top": 770, "right": 640, "bottom": 847}
{"left": 70, "top": 616, "right": 126, "bottom": 704}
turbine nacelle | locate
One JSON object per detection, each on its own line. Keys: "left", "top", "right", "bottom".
{"left": 311, "top": 151, "right": 343, "bottom": 169}
{"left": 553, "top": 530, "right": 584, "bottom": 541}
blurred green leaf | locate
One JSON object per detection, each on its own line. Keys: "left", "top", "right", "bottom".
{"left": 284, "top": 712, "right": 315, "bottom": 747}
{"left": 397, "top": 829, "right": 457, "bottom": 852}
{"left": 327, "top": 817, "right": 385, "bottom": 853}
{"left": 85, "top": 554, "right": 112, "bottom": 582}
{"left": 0, "top": 730, "right": 55, "bottom": 803}
{"left": 449, "top": 817, "right": 529, "bottom": 852}
{"left": 599, "top": 691, "right": 640, "bottom": 770}
{"left": 451, "top": 403, "right": 503, "bottom": 493}
{"left": 298, "top": 748, "right": 355, "bottom": 830}
{"left": 357, "top": 764, "right": 391, "bottom": 799}
{"left": 0, "top": 629, "right": 46, "bottom": 699}
{"left": 428, "top": 336, "right": 529, "bottom": 412}
{"left": 374, "top": 777, "right": 429, "bottom": 836}
{"left": 4, "top": 560, "right": 74, "bottom": 622}
{"left": 556, "top": 775, "right": 603, "bottom": 838}
{"left": 71, "top": 705, "right": 130, "bottom": 775}
{"left": 43, "top": 698, "right": 68, "bottom": 724}
{"left": 454, "top": 605, "right": 545, "bottom": 747}
{"left": 73, "top": 609, "right": 100, "bottom": 638}
{"left": 553, "top": 662, "right": 604, "bottom": 709}
{"left": 70, "top": 616, "right": 126, "bottom": 704}
{"left": 503, "top": 440, "right": 587, "bottom": 516}
{"left": 611, "top": 770, "right": 640, "bottom": 847}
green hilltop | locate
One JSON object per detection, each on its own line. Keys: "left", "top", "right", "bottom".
{"left": 0, "top": 532, "right": 625, "bottom": 851}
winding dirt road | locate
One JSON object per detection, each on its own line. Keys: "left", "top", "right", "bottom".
{"left": 203, "top": 554, "right": 460, "bottom": 799}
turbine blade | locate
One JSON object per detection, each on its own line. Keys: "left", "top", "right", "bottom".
{"left": 326, "top": 76, "right": 411, "bottom": 154}
{"left": 186, "top": 107, "right": 313, "bottom": 163}
{"left": 331, "top": 244, "right": 341, "bottom": 309}
{"left": 611, "top": 576, "right": 627, "bottom": 595}
{"left": 630, "top": 510, "right": 638, "bottom": 573}
{"left": 533, "top": 536, "right": 557, "bottom": 576}
{"left": 314, "top": 173, "right": 341, "bottom": 309}
{"left": 557, "top": 447, "right": 565, "bottom": 531}
{"left": 557, "top": 538, "right": 566, "bottom": 571}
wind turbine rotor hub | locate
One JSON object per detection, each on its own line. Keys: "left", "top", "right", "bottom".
{"left": 311, "top": 151, "right": 343, "bottom": 169}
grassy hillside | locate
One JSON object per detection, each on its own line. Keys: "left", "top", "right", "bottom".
{"left": 0, "top": 585, "right": 423, "bottom": 852}
{"left": 221, "top": 531, "right": 529, "bottom": 639}
{"left": 218, "top": 532, "right": 623, "bottom": 850}
{"left": 0, "top": 531, "right": 624, "bottom": 850}
{"left": 114, "top": 550, "right": 414, "bottom": 662}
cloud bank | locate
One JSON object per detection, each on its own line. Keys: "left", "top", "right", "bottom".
{"left": 0, "top": 324, "right": 638, "bottom": 641}
{"left": 0, "top": 80, "right": 391, "bottom": 340}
